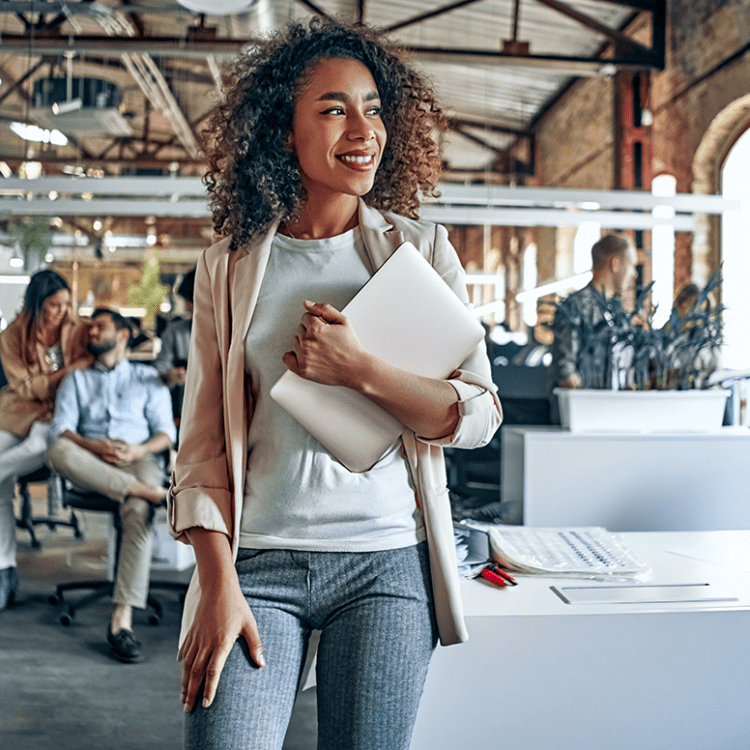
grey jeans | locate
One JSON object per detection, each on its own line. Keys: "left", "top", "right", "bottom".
{"left": 185, "top": 542, "right": 438, "bottom": 750}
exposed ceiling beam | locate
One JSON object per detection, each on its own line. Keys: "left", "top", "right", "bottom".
{"left": 94, "top": 12, "right": 201, "bottom": 159}
{"left": 587, "top": 1, "right": 660, "bottom": 10}
{"left": 292, "top": 0, "right": 333, "bottom": 20}
{"left": 0, "top": 153, "right": 202, "bottom": 169}
{"left": 533, "top": 0, "right": 661, "bottom": 66}
{"left": 206, "top": 55, "right": 224, "bottom": 98}
{"left": 0, "top": 1, "right": 195, "bottom": 14}
{"left": 0, "top": 35, "right": 661, "bottom": 71}
{"left": 453, "top": 126, "right": 505, "bottom": 155}
{"left": 385, "top": 0, "right": 483, "bottom": 33}
{"left": 0, "top": 59, "right": 46, "bottom": 106}
{"left": 402, "top": 46, "right": 655, "bottom": 72}
{"left": 0, "top": 0, "right": 659, "bottom": 15}
{"left": 119, "top": 0, "right": 147, "bottom": 37}
{"left": 449, "top": 116, "right": 532, "bottom": 138}
{"left": 0, "top": 33, "right": 246, "bottom": 57}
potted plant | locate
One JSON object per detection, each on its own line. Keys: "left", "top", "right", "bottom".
{"left": 550, "top": 269, "right": 728, "bottom": 432}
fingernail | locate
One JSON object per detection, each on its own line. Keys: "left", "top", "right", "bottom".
{"left": 258, "top": 653, "right": 266, "bottom": 667}
{"left": 203, "top": 698, "right": 210, "bottom": 708}
{"left": 303, "top": 299, "right": 315, "bottom": 306}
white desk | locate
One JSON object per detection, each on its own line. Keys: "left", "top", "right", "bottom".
{"left": 411, "top": 530, "right": 750, "bottom": 750}
{"left": 501, "top": 426, "right": 750, "bottom": 530}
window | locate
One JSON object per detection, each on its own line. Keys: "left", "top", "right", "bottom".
{"left": 721, "top": 129, "right": 750, "bottom": 369}
{"left": 651, "top": 174, "right": 676, "bottom": 329}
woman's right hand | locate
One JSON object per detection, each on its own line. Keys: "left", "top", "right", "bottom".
{"left": 178, "top": 574, "right": 266, "bottom": 713}
{"left": 67, "top": 355, "right": 93, "bottom": 372}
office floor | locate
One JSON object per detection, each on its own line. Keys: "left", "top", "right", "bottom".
{"left": 0, "top": 488, "right": 317, "bottom": 750}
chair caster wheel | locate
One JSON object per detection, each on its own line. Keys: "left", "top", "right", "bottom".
{"left": 48, "top": 593, "right": 62, "bottom": 606}
{"left": 59, "top": 610, "right": 74, "bottom": 626}
{"left": 147, "top": 613, "right": 161, "bottom": 626}
{"left": 74, "top": 530, "right": 84, "bottom": 540}
{"left": 31, "top": 539, "right": 42, "bottom": 549}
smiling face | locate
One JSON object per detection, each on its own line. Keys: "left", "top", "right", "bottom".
{"left": 288, "top": 57, "right": 387, "bottom": 203}
{"left": 41, "top": 289, "right": 70, "bottom": 329}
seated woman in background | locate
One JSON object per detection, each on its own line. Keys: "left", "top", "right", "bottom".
{"left": 0, "top": 269, "right": 91, "bottom": 610}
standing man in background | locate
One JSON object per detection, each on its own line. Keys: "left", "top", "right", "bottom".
{"left": 153, "top": 268, "right": 194, "bottom": 430}
{"left": 546, "top": 234, "right": 638, "bottom": 423}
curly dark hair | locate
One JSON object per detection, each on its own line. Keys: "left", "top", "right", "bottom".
{"left": 202, "top": 17, "right": 447, "bottom": 249}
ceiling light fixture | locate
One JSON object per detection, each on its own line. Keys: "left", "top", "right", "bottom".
{"left": 52, "top": 98, "right": 83, "bottom": 115}
{"left": 10, "top": 122, "right": 68, "bottom": 146}
{"left": 9, "top": 247, "right": 25, "bottom": 269}
{"left": 176, "top": 0, "right": 259, "bottom": 15}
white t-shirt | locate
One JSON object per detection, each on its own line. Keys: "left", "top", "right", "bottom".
{"left": 239, "top": 229, "right": 425, "bottom": 552}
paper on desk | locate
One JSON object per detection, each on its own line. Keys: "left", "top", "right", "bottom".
{"left": 454, "top": 525, "right": 491, "bottom": 579}
{"left": 461, "top": 521, "right": 649, "bottom": 579}
{"left": 666, "top": 538, "right": 750, "bottom": 573}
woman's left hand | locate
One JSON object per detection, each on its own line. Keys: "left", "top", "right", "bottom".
{"left": 282, "top": 300, "right": 365, "bottom": 387}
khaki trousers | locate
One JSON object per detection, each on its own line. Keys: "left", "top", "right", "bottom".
{"left": 47, "top": 437, "right": 164, "bottom": 609}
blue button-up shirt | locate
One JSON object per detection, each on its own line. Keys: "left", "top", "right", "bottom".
{"left": 49, "top": 359, "right": 177, "bottom": 447}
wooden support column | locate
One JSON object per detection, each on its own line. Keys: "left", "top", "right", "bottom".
{"left": 613, "top": 70, "right": 653, "bottom": 191}
{"left": 613, "top": 69, "right": 654, "bottom": 306}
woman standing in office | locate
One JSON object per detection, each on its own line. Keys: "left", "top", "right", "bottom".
{"left": 0, "top": 269, "right": 91, "bottom": 610}
{"left": 170, "top": 19, "right": 502, "bottom": 750}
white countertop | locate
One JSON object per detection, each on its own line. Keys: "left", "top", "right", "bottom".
{"left": 503, "top": 425, "right": 750, "bottom": 440}
{"left": 459, "top": 530, "right": 750, "bottom": 617}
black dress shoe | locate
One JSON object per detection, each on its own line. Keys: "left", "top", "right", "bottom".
{"left": 107, "top": 625, "right": 143, "bottom": 663}
{"left": 0, "top": 567, "right": 18, "bottom": 611}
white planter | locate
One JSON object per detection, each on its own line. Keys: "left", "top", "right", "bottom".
{"left": 553, "top": 388, "right": 729, "bottom": 433}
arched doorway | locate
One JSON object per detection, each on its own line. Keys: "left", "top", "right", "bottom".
{"left": 692, "top": 93, "right": 750, "bottom": 286}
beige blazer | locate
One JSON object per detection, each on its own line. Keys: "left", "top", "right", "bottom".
{"left": 0, "top": 311, "right": 89, "bottom": 438}
{"left": 169, "top": 200, "right": 502, "bottom": 646}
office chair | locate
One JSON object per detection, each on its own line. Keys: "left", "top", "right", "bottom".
{"left": 15, "top": 467, "right": 82, "bottom": 549}
{"left": 49, "top": 486, "right": 188, "bottom": 627}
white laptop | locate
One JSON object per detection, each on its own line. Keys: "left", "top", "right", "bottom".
{"left": 270, "top": 242, "right": 485, "bottom": 472}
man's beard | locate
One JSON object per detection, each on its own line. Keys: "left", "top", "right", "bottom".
{"left": 87, "top": 339, "right": 116, "bottom": 357}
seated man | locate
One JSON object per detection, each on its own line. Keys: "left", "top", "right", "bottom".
{"left": 546, "top": 233, "right": 638, "bottom": 423}
{"left": 47, "top": 308, "right": 176, "bottom": 663}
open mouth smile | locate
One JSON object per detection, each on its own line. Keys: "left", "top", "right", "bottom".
{"left": 338, "top": 153, "right": 376, "bottom": 170}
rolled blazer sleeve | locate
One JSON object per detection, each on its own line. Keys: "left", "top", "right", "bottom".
{"left": 167, "top": 250, "right": 233, "bottom": 543}
{"left": 417, "top": 223, "right": 502, "bottom": 449}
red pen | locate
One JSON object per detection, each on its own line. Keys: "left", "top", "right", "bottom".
{"left": 489, "top": 564, "right": 518, "bottom": 586}
{"left": 480, "top": 567, "right": 507, "bottom": 588}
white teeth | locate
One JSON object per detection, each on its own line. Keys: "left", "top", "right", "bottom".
{"left": 341, "top": 155, "right": 373, "bottom": 164}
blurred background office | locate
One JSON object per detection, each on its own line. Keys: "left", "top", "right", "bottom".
{"left": 1, "top": 1, "right": 750, "bottom": 748}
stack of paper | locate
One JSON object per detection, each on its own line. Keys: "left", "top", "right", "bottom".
{"left": 462, "top": 521, "right": 649, "bottom": 580}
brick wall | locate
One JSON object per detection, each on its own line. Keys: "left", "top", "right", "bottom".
{"left": 530, "top": 0, "right": 750, "bottom": 297}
